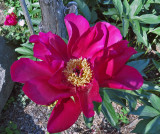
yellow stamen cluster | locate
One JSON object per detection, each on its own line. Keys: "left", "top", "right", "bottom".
{"left": 64, "top": 57, "right": 92, "bottom": 87}
{"left": 47, "top": 100, "right": 58, "bottom": 110}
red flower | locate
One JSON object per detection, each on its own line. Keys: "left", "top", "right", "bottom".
{"left": 11, "top": 13, "right": 143, "bottom": 133}
{"left": 4, "top": 12, "right": 17, "bottom": 26}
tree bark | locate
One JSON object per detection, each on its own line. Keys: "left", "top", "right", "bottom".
{"left": 39, "top": 0, "right": 67, "bottom": 38}
{"left": 20, "top": 0, "right": 35, "bottom": 35}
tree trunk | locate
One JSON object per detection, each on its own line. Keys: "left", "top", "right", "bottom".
{"left": 39, "top": 0, "right": 67, "bottom": 38}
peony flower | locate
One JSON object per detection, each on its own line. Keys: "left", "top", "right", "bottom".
{"left": 8, "top": 7, "right": 15, "bottom": 13}
{"left": 4, "top": 12, "right": 17, "bottom": 26}
{"left": 11, "top": 13, "right": 143, "bottom": 133}
{"left": 18, "top": 19, "right": 25, "bottom": 26}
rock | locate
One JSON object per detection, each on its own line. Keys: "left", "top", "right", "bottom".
{"left": 128, "top": 118, "right": 140, "bottom": 128}
{"left": 0, "top": 36, "right": 17, "bottom": 114}
{"left": 0, "top": 10, "right": 5, "bottom": 26}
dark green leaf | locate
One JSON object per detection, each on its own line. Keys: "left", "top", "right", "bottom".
{"left": 130, "top": 51, "right": 144, "bottom": 60}
{"left": 15, "top": 47, "right": 33, "bottom": 55}
{"left": 122, "top": 18, "right": 129, "bottom": 37}
{"left": 152, "top": 59, "right": 160, "bottom": 72}
{"left": 30, "top": 9, "right": 41, "bottom": 15}
{"left": 90, "top": 9, "right": 98, "bottom": 23}
{"left": 104, "top": 88, "right": 138, "bottom": 111}
{"left": 149, "top": 27, "right": 160, "bottom": 35}
{"left": 20, "top": 42, "right": 34, "bottom": 49}
{"left": 112, "top": 0, "right": 123, "bottom": 18}
{"left": 130, "top": 20, "right": 150, "bottom": 48}
{"left": 142, "top": 81, "right": 160, "bottom": 92}
{"left": 131, "top": 105, "right": 160, "bottom": 117}
{"left": 83, "top": 115, "right": 94, "bottom": 128}
{"left": 31, "top": 2, "right": 40, "bottom": 7}
{"left": 31, "top": 18, "right": 41, "bottom": 25}
{"left": 123, "top": 0, "right": 130, "bottom": 15}
{"left": 18, "top": 56, "right": 36, "bottom": 61}
{"left": 106, "top": 90, "right": 126, "bottom": 107}
{"left": 103, "top": 8, "right": 118, "bottom": 16}
{"left": 101, "top": 90, "right": 118, "bottom": 127}
{"left": 99, "top": 0, "right": 113, "bottom": 4}
{"left": 93, "top": 102, "right": 102, "bottom": 115}
{"left": 144, "top": 116, "right": 160, "bottom": 133}
{"left": 74, "top": 0, "right": 91, "bottom": 21}
{"left": 149, "top": 94, "right": 160, "bottom": 112}
{"left": 129, "top": 0, "right": 142, "bottom": 17}
{"left": 14, "top": 130, "right": 20, "bottom": 134}
{"left": 133, "top": 14, "right": 160, "bottom": 24}
{"left": 127, "top": 59, "right": 150, "bottom": 76}
{"left": 131, "top": 119, "right": 151, "bottom": 133}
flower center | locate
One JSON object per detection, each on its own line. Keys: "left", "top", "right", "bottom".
{"left": 63, "top": 57, "right": 92, "bottom": 87}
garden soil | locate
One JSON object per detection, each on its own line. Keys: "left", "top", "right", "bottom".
{"left": 0, "top": 83, "right": 140, "bottom": 134}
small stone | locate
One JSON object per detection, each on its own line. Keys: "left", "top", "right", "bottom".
{"left": 34, "top": 119, "right": 38, "bottom": 124}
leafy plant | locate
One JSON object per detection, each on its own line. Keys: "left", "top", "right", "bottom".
{"left": 0, "top": 121, "right": 20, "bottom": 134}
{"left": 3, "top": 97, "right": 15, "bottom": 111}
{"left": 116, "top": 108, "right": 129, "bottom": 124}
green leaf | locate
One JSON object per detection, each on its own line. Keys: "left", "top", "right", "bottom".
{"left": 133, "top": 14, "right": 160, "bottom": 24}
{"left": 20, "top": 42, "right": 34, "bottom": 49}
{"left": 149, "top": 27, "right": 160, "bottom": 35}
{"left": 106, "top": 90, "right": 126, "bottom": 107}
{"left": 131, "top": 105, "right": 160, "bottom": 117}
{"left": 103, "top": 8, "right": 118, "bottom": 16}
{"left": 93, "top": 102, "right": 102, "bottom": 115}
{"left": 130, "top": 51, "right": 144, "bottom": 60}
{"left": 31, "top": 2, "right": 40, "bottom": 7}
{"left": 142, "top": 81, "right": 160, "bottom": 92}
{"left": 101, "top": 90, "right": 118, "bottom": 127}
{"left": 15, "top": 47, "right": 33, "bottom": 55}
{"left": 30, "top": 9, "right": 41, "bottom": 15}
{"left": 17, "top": 56, "right": 36, "bottom": 61}
{"left": 104, "top": 88, "right": 138, "bottom": 111}
{"left": 74, "top": 0, "right": 91, "bottom": 21}
{"left": 129, "top": 0, "right": 142, "bottom": 17}
{"left": 14, "top": 130, "right": 20, "bottom": 134}
{"left": 122, "top": 18, "right": 129, "bottom": 37}
{"left": 149, "top": 94, "right": 160, "bottom": 112}
{"left": 144, "top": 116, "right": 160, "bottom": 134}
{"left": 5, "top": 127, "right": 13, "bottom": 134}
{"left": 130, "top": 20, "right": 150, "bottom": 48}
{"left": 152, "top": 59, "right": 160, "bottom": 72}
{"left": 90, "top": 9, "right": 98, "bottom": 23}
{"left": 112, "top": 0, "right": 123, "bottom": 18}
{"left": 131, "top": 119, "right": 151, "bottom": 133}
{"left": 127, "top": 59, "right": 150, "bottom": 76}
{"left": 83, "top": 115, "right": 94, "bottom": 128}
{"left": 123, "top": 0, "right": 130, "bottom": 15}
{"left": 99, "top": 0, "right": 112, "bottom": 4}
{"left": 31, "top": 18, "right": 41, "bottom": 25}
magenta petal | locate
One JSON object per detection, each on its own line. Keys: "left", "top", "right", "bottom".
{"left": 49, "top": 33, "right": 68, "bottom": 61}
{"left": 106, "top": 40, "right": 137, "bottom": 76}
{"left": 23, "top": 77, "right": 73, "bottom": 105}
{"left": 94, "top": 40, "right": 137, "bottom": 84}
{"left": 64, "top": 13, "right": 90, "bottom": 57}
{"left": 11, "top": 58, "right": 52, "bottom": 83}
{"left": 48, "top": 68, "right": 71, "bottom": 90}
{"left": 48, "top": 60, "right": 73, "bottom": 90}
{"left": 47, "top": 97, "right": 81, "bottom": 133}
{"left": 33, "top": 42, "right": 51, "bottom": 61}
{"left": 65, "top": 13, "right": 90, "bottom": 39}
{"left": 29, "top": 35, "right": 39, "bottom": 43}
{"left": 101, "top": 65, "right": 143, "bottom": 90}
{"left": 71, "top": 22, "right": 107, "bottom": 60}
{"left": 103, "top": 22, "right": 122, "bottom": 47}
{"left": 77, "top": 79, "right": 102, "bottom": 118}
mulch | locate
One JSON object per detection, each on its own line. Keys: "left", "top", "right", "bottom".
{"left": 0, "top": 83, "right": 140, "bottom": 134}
